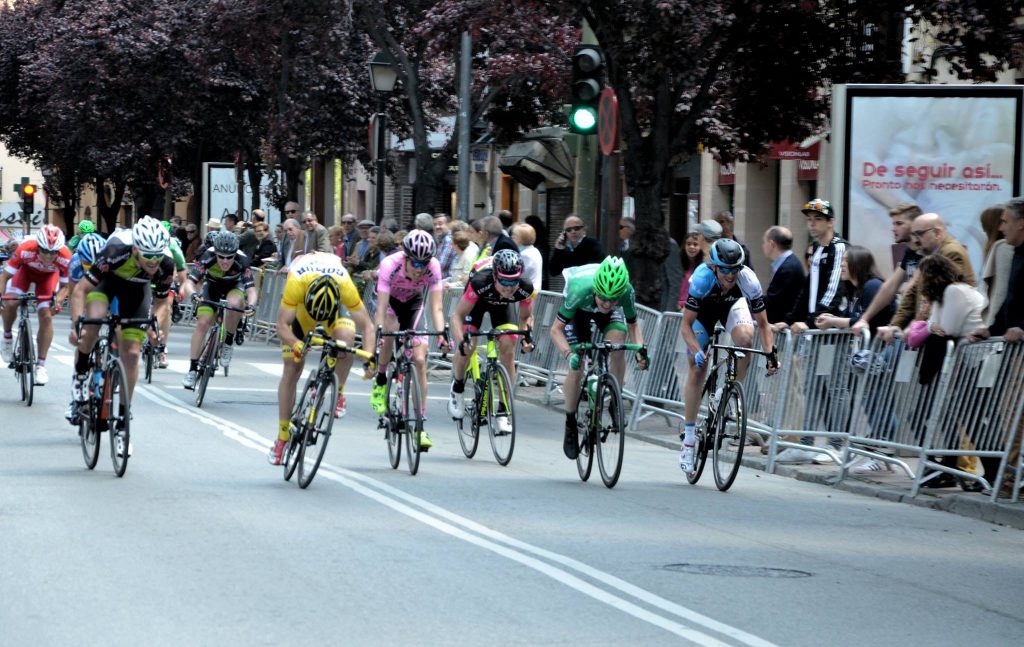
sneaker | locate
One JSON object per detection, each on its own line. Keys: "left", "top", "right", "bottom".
{"left": 495, "top": 414, "right": 513, "bottom": 436}
{"left": 267, "top": 438, "right": 287, "bottom": 465}
{"left": 775, "top": 447, "right": 819, "bottom": 464}
{"left": 158, "top": 352, "right": 168, "bottom": 369}
{"left": 419, "top": 430, "right": 433, "bottom": 451}
{"left": 678, "top": 443, "right": 696, "bottom": 473}
{"left": 182, "top": 370, "right": 198, "bottom": 390}
{"left": 34, "top": 365, "right": 48, "bottom": 385}
{"left": 852, "top": 458, "right": 894, "bottom": 475}
{"left": 370, "top": 383, "right": 387, "bottom": 415}
{"left": 72, "top": 373, "right": 89, "bottom": 402}
{"left": 0, "top": 337, "right": 11, "bottom": 363}
{"left": 447, "top": 387, "right": 465, "bottom": 419}
{"left": 64, "top": 401, "right": 80, "bottom": 425}
{"left": 220, "top": 345, "right": 233, "bottom": 366}
{"left": 334, "top": 393, "right": 347, "bottom": 418}
{"left": 114, "top": 430, "right": 132, "bottom": 458}
{"left": 563, "top": 418, "right": 579, "bottom": 460}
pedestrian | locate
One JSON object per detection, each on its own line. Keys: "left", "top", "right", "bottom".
{"left": 713, "top": 210, "right": 754, "bottom": 271}
{"left": 548, "top": 214, "right": 603, "bottom": 276}
{"left": 779, "top": 199, "right": 847, "bottom": 333}
{"left": 329, "top": 225, "right": 345, "bottom": 257}
{"left": 250, "top": 222, "right": 278, "bottom": 268}
{"left": 433, "top": 214, "right": 456, "bottom": 279}
{"left": 278, "top": 218, "right": 303, "bottom": 272}
{"left": 761, "top": 226, "right": 805, "bottom": 324}
{"left": 477, "top": 215, "right": 518, "bottom": 261}
{"left": 978, "top": 204, "right": 1013, "bottom": 325}
{"left": 813, "top": 245, "right": 892, "bottom": 333}
{"left": 511, "top": 223, "right": 543, "bottom": 291}
{"left": 299, "top": 211, "right": 332, "bottom": 255}
{"left": 447, "top": 227, "right": 479, "bottom": 287}
{"left": 339, "top": 214, "right": 358, "bottom": 257}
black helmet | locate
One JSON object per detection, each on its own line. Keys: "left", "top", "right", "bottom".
{"left": 213, "top": 231, "right": 239, "bottom": 255}
{"left": 709, "top": 239, "right": 744, "bottom": 269}
{"left": 491, "top": 249, "right": 523, "bottom": 279}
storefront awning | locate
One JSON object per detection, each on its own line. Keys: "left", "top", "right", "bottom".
{"left": 498, "top": 127, "right": 574, "bottom": 190}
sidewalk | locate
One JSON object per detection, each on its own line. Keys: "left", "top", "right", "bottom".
{"left": 514, "top": 382, "right": 1024, "bottom": 531}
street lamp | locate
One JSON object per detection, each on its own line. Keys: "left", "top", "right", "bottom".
{"left": 368, "top": 51, "right": 397, "bottom": 225}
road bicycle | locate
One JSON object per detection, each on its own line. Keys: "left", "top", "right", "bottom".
{"left": 3, "top": 292, "right": 37, "bottom": 406}
{"left": 454, "top": 327, "right": 532, "bottom": 466}
{"left": 192, "top": 298, "right": 247, "bottom": 408}
{"left": 283, "top": 326, "right": 373, "bottom": 488}
{"left": 570, "top": 339, "right": 647, "bottom": 488}
{"left": 75, "top": 313, "right": 153, "bottom": 477}
{"left": 686, "top": 323, "right": 773, "bottom": 492}
{"left": 377, "top": 326, "right": 449, "bottom": 476}
{"left": 141, "top": 318, "right": 160, "bottom": 384}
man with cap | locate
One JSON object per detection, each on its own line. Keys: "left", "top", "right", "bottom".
{"left": 780, "top": 198, "right": 847, "bottom": 332}
{"left": 347, "top": 219, "right": 375, "bottom": 269}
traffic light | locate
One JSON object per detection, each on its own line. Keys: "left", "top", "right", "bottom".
{"left": 569, "top": 45, "right": 604, "bottom": 135}
{"left": 20, "top": 183, "right": 35, "bottom": 216}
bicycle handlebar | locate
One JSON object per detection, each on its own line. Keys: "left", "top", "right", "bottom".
{"left": 1, "top": 292, "right": 36, "bottom": 302}
{"left": 197, "top": 298, "right": 249, "bottom": 314}
{"left": 709, "top": 343, "right": 774, "bottom": 358}
{"left": 305, "top": 327, "right": 375, "bottom": 362}
{"left": 77, "top": 314, "right": 154, "bottom": 334}
{"left": 571, "top": 341, "right": 647, "bottom": 354}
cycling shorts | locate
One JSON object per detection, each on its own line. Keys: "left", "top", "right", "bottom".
{"left": 6, "top": 267, "right": 61, "bottom": 308}
{"left": 385, "top": 294, "right": 427, "bottom": 346}
{"left": 196, "top": 279, "right": 247, "bottom": 317}
{"left": 462, "top": 301, "right": 520, "bottom": 338}
{"left": 563, "top": 308, "right": 626, "bottom": 346}
{"left": 689, "top": 298, "right": 754, "bottom": 358}
{"left": 84, "top": 277, "right": 151, "bottom": 343}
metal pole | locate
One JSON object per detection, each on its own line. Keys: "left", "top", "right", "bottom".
{"left": 375, "top": 100, "right": 387, "bottom": 225}
{"left": 456, "top": 31, "right": 472, "bottom": 222}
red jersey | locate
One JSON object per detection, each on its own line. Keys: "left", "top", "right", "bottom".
{"left": 4, "top": 239, "right": 72, "bottom": 282}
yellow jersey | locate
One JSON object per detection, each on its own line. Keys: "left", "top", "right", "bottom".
{"left": 281, "top": 253, "right": 363, "bottom": 331}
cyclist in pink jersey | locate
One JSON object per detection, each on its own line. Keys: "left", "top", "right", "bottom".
{"left": 370, "top": 230, "right": 451, "bottom": 449}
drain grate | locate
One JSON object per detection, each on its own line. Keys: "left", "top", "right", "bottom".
{"left": 662, "top": 563, "right": 812, "bottom": 578}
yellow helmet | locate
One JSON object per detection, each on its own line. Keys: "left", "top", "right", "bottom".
{"left": 305, "top": 275, "right": 340, "bottom": 321}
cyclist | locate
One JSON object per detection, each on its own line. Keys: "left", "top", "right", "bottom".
{"left": 1, "top": 225, "right": 72, "bottom": 385}
{"left": 267, "top": 251, "right": 375, "bottom": 465}
{"left": 155, "top": 219, "right": 189, "bottom": 368}
{"left": 181, "top": 231, "right": 256, "bottom": 389}
{"left": 67, "top": 220, "right": 96, "bottom": 253}
{"left": 67, "top": 217, "right": 174, "bottom": 448}
{"left": 447, "top": 249, "right": 535, "bottom": 433}
{"left": 678, "top": 239, "right": 779, "bottom": 473}
{"left": 370, "top": 229, "right": 452, "bottom": 450}
{"left": 550, "top": 256, "right": 648, "bottom": 460}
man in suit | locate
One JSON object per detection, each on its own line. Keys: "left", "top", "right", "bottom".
{"left": 548, "top": 214, "right": 604, "bottom": 276}
{"left": 762, "top": 226, "right": 805, "bottom": 324}
{"left": 300, "top": 210, "right": 332, "bottom": 255}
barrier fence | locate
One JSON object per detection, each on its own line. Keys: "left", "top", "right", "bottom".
{"left": 236, "top": 274, "right": 1023, "bottom": 502}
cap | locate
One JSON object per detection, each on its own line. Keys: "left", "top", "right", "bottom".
{"left": 698, "top": 219, "right": 723, "bottom": 241}
{"left": 357, "top": 219, "right": 374, "bottom": 228}
{"left": 801, "top": 198, "right": 833, "bottom": 219}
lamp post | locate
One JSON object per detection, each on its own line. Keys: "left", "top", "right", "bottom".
{"left": 368, "top": 51, "right": 397, "bottom": 225}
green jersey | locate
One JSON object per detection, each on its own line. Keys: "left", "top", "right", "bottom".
{"left": 557, "top": 263, "right": 637, "bottom": 323}
{"left": 168, "top": 238, "right": 186, "bottom": 271}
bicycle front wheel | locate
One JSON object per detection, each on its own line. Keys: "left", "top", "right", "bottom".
{"left": 80, "top": 395, "right": 100, "bottom": 470}
{"left": 284, "top": 373, "right": 316, "bottom": 481}
{"left": 17, "top": 321, "right": 34, "bottom": 406}
{"left": 195, "top": 326, "right": 217, "bottom": 408}
{"left": 298, "top": 371, "right": 338, "bottom": 489}
{"left": 457, "top": 379, "right": 480, "bottom": 459}
{"left": 384, "top": 366, "right": 402, "bottom": 469}
{"left": 143, "top": 341, "right": 154, "bottom": 384}
{"left": 595, "top": 374, "right": 625, "bottom": 489}
{"left": 486, "top": 364, "right": 516, "bottom": 466}
{"left": 712, "top": 382, "right": 746, "bottom": 492}
{"left": 404, "top": 366, "right": 423, "bottom": 476}
{"left": 687, "top": 375, "right": 717, "bottom": 485}
{"left": 106, "top": 359, "right": 131, "bottom": 477}
{"left": 575, "top": 383, "right": 594, "bottom": 482}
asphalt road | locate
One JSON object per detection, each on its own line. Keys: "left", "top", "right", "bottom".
{"left": 2, "top": 316, "right": 1023, "bottom": 646}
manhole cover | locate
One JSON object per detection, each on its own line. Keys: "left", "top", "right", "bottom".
{"left": 662, "top": 563, "right": 812, "bottom": 578}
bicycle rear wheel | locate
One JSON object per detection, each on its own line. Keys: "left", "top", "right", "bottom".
{"left": 595, "top": 374, "right": 625, "bottom": 488}
{"left": 486, "top": 364, "right": 516, "bottom": 466}
{"left": 195, "top": 326, "right": 217, "bottom": 408}
{"left": 384, "top": 366, "right": 402, "bottom": 469}
{"left": 712, "top": 382, "right": 746, "bottom": 492}
{"left": 298, "top": 372, "right": 338, "bottom": 489}
{"left": 575, "top": 384, "right": 594, "bottom": 482}
{"left": 80, "top": 397, "right": 100, "bottom": 470}
{"left": 404, "top": 366, "right": 423, "bottom": 476}
{"left": 686, "top": 375, "right": 717, "bottom": 485}
{"left": 17, "top": 321, "right": 34, "bottom": 406}
{"left": 106, "top": 359, "right": 131, "bottom": 477}
{"left": 285, "top": 374, "right": 316, "bottom": 481}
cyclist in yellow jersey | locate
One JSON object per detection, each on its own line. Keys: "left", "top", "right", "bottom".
{"left": 267, "top": 252, "right": 376, "bottom": 465}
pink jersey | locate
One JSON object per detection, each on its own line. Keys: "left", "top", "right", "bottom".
{"left": 375, "top": 250, "right": 442, "bottom": 303}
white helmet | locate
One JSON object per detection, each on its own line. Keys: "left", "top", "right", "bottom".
{"left": 132, "top": 216, "right": 169, "bottom": 254}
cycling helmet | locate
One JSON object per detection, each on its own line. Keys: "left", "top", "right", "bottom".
{"left": 160, "top": 220, "right": 172, "bottom": 233}
{"left": 36, "top": 225, "right": 66, "bottom": 252}
{"left": 492, "top": 249, "right": 523, "bottom": 279}
{"left": 593, "top": 256, "right": 629, "bottom": 300}
{"left": 76, "top": 233, "right": 106, "bottom": 264}
{"left": 132, "top": 216, "right": 169, "bottom": 254}
{"left": 78, "top": 220, "right": 95, "bottom": 235}
{"left": 402, "top": 229, "right": 435, "bottom": 262}
{"left": 709, "top": 239, "right": 745, "bottom": 269}
{"left": 212, "top": 231, "right": 239, "bottom": 255}
{"left": 305, "top": 274, "right": 340, "bottom": 322}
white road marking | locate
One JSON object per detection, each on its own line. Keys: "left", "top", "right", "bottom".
{"left": 135, "top": 383, "right": 778, "bottom": 647}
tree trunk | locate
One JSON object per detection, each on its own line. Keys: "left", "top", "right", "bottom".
{"left": 412, "top": 150, "right": 452, "bottom": 220}
{"left": 58, "top": 173, "right": 80, "bottom": 239}
{"left": 95, "top": 176, "right": 127, "bottom": 233}
{"left": 246, "top": 156, "right": 263, "bottom": 212}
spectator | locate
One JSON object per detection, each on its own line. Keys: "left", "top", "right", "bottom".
{"left": 814, "top": 245, "right": 892, "bottom": 333}
{"left": 433, "top": 214, "right": 457, "bottom": 279}
{"left": 497, "top": 209, "right": 513, "bottom": 231}
{"left": 678, "top": 231, "right": 704, "bottom": 309}
{"left": 328, "top": 225, "right": 345, "bottom": 257}
{"left": 781, "top": 199, "right": 847, "bottom": 332}
{"left": 414, "top": 212, "right": 434, "bottom": 231}
{"left": 525, "top": 215, "right": 549, "bottom": 288}
{"left": 447, "top": 228, "right": 479, "bottom": 287}
{"left": 979, "top": 204, "right": 1013, "bottom": 325}
{"left": 348, "top": 219, "right": 375, "bottom": 270}
{"left": 274, "top": 223, "right": 284, "bottom": 242}
{"left": 548, "top": 214, "right": 603, "bottom": 276}
{"left": 184, "top": 223, "right": 202, "bottom": 262}
{"left": 618, "top": 217, "right": 635, "bottom": 254}
{"left": 251, "top": 209, "right": 267, "bottom": 225}
{"left": 224, "top": 213, "right": 257, "bottom": 259}
{"left": 698, "top": 219, "right": 722, "bottom": 249}
{"left": 380, "top": 217, "right": 399, "bottom": 233}
{"left": 278, "top": 218, "right": 303, "bottom": 272}
{"left": 250, "top": 222, "right": 278, "bottom": 268}
{"left": 511, "top": 223, "right": 543, "bottom": 291}
{"left": 299, "top": 210, "right": 332, "bottom": 255}
{"left": 713, "top": 210, "right": 754, "bottom": 271}
{"left": 762, "top": 226, "right": 805, "bottom": 324}
{"left": 338, "top": 214, "right": 358, "bottom": 257}
{"left": 478, "top": 215, "right": 518, "bottom": 261}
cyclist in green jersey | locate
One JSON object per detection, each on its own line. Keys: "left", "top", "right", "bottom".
{"left": 156, "top": 220, "right": 190, "bottom": 367}
{"left": 67, "top": 220, "right": 95, "bottom": 253}
{"left": 549, "top": 256, "right": 648, "bottom": 460}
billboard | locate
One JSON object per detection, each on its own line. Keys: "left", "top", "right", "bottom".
{"left": 202, "top": 163, "right": 285, "bottom": 227}
{"left": 832, "top": 84, "right": 1024, "bottom": 275}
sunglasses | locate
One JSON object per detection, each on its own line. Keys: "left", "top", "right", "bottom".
{"left": 285, "top": 209, "right": 298, "bottom": 214}
{"left": 408, "top": 258, "right": 429, "bottom": 269}
{"left": 595, "top": 295, "right": 620, "bottom": 306}
{"left": 564, "top": 226, "right": 583, "bottom": 233}
{"left": 139, "top": 251, "right": 164, "bottom": 262}
{"left": 497, "top": 277, "right": 519, "bottom": 287}
{"left": 216, "top": 253, "right": 236, "bottom": 261}
{"left": 716, "top": 266, "right": 741, "bottom": 275}
{"left": 910, "top": 227, "right": 935, "bottom": 238}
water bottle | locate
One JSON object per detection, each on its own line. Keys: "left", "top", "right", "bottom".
{"left": 586, "top": 375, "right": 598, "bottom": 401}
{"left": 93, "top": 370, "right": 103, "bottom": 399}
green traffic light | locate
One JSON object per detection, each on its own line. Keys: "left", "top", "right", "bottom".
{"left": 570, "top": 106, "right": 597, "bottom": 132}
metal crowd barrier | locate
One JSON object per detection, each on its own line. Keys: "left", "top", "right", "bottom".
{"left": 630, "top": 312, "right": 687, "bottom": 428}
{"left": 514, "top": 290, "right": 568, "bottom": 404}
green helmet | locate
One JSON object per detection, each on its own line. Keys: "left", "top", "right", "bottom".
{"left": 78, "top": 220, "right": 95, "bottom": 234}
{"left": 160, "top": 219, "right": 172, "bottom": 233}
{"left": 593, "top": 256, "right": 629, "bottom": 300}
